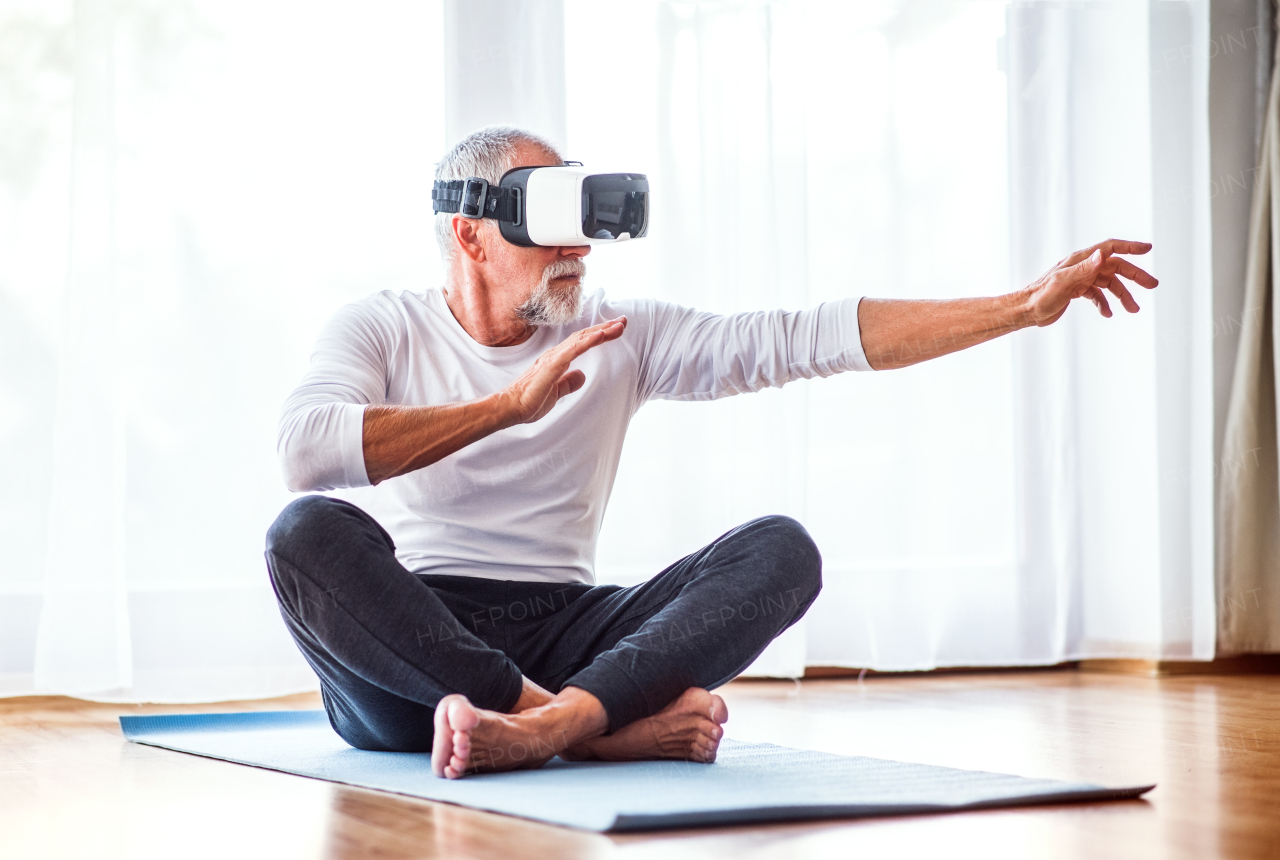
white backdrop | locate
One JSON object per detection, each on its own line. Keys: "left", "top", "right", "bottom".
{"left": 0, "top": 0, "right": 1216, "bottom": 701}
{"left": 1, "top": 0, "right": 448, "bottom": 699}
{"left": 572, "top": 0, "right": 1215, "bottom": 671}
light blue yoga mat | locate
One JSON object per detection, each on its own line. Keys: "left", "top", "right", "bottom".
{"left": 119, "top": 710, "right": 1153, "bottom": 832}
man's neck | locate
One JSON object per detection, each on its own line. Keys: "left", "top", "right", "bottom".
{"left": 441, "top": 272, "right": 537, "bottom": 348}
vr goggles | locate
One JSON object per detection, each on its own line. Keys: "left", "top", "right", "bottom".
{"left": 432, "top": 164, "right": 649, "bottom": 247}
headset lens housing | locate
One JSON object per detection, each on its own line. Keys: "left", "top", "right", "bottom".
{"left": 581, "top": 174, "right": 649, "bottom": 241}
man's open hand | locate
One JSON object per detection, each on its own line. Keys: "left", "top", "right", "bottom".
{"left": 501, "top": 317, "right": 628, "bottom": 425}
{"left": 1021, "top": 239, "right": 1159, "bottom": 327}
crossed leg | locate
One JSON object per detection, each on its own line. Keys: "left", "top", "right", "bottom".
{"left": 429, "top": 514, "right": 823, "bottom": 777}
{"left": 266, "top": 497, "right": 821, "bottom": 778}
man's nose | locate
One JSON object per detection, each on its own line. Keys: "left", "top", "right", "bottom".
{"left": 560, "top": 244, "right": 591, "bottom": 259}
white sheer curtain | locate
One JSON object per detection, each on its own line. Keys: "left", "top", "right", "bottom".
{"left": 573, "top": 0, "right": 1216, "bottom": 671}
{"left": 0, "top": 0, "right": 1217, "bottom": 702}
{"left": 1003, "top": 0, "right": 1215, "bottom": 663}
{"left": 1, "top": 0, "right": 446, "bottom": 699}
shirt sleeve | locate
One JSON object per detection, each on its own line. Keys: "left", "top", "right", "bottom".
{"left": 276, "top": 300, "right": 394, "bottom": 492}
{"left": 632, "top": 296, "right": 873, "bottom": 403}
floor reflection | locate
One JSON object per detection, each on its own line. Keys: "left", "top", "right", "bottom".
{"left": 320, "top": 785, "right": 614, "bottom": 860}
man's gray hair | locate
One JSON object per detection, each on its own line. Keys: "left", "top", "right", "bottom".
{"left": 434, "top": 126, "right": 563, "bottom": 261}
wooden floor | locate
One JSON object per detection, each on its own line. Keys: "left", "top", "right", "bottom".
{"left": 2, "top": 670, "right": 1278, "bottom": 859}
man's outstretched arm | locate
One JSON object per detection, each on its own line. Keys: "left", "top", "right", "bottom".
{"left": 857, "top": 239, "right": 1159, "bottom": 371}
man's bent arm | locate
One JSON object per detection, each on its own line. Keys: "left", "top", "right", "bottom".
{"left": 361, "top": 317, "right": 628, "bottom": 485}
{"left": 857, "top": 239, "right": 1159, "bottom": 371}
{"left": 362, "top": 397, "right": 514, "bottom": 486}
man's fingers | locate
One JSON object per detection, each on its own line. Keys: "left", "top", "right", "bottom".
{"left": 1086, "top": 286, "right": 1113, "bottom": 318}
{"left": 510, "top": 319, "right": 626, "bottom": 424}
{"left": 552, "top": 316, "right": 628, "bottom": 363}
{"left": 529, "top": 317, "right": 626, "bottom": 387}
{"left": 580, "top": 316, "right": 628, "bottom": 348}
{"left": 1084, "top": 238, "right": 1153, "bottom": 260}
{"left": 598, "top": 316, "right": 628, "bottom": 341}
{"left": 519, "top": 369, "right": 586, "bottom": 424}
{"left": 1111, "top": 257, "right": 1159, "bottom": 289}
{"left": 1063, "top": 239, "right": 1154, "bottom": 268}
{"left": 1070, "top": 248, "right": 1104, "bottom": 275}
{"left": 556, "top": 369, "right": 586, "bottom": 398}
{"left": 1105, "top": 274, "right": 1140, "bottom": 313}
{"left": 573, "top": 316, "right": 627, "bottom": 342}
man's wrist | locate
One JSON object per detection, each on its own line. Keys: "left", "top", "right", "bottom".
{"left": 1004, "top": 288, "right": 1039, "bottom": 331}
{"left": 485, "top": 389, "right": 521, "bottom": 432}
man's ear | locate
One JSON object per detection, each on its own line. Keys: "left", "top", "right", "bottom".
{"left": 452, "top": 215, "right": 487, "bottom": 263}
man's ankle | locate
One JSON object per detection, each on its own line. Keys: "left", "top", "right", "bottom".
{"left": 511, "top": 677, "right": 555, "bottom": 713}
{"left": 536, "top": 686, "right": 609, "bottom": 745}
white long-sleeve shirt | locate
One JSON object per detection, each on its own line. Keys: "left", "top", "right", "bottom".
{"left": 278, "top": 287, "right": 870, "bottom": 584}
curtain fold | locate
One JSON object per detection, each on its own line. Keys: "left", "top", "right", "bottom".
{"left": 1006, "top": 3, "right": 1085, "bottom": 664}
{"left": 1218, "top": 20, "right": 1280, "bottom": 654}
{"left": 1002, "top": 0, "right": 1217, "bottom": 662}
{"left": 443, "top": 0, "right": 567, "bottom": 151}
{"left": 34, "top": 0, "right": 132, "bottom": 696}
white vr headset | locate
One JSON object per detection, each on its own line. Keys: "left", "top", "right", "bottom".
{"left": 432, "top": 164, "right": 650, "bottom": 247}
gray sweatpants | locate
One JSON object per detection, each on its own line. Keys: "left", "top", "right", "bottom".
{"left": 265, "top": 496, "right": 822, "bottom": 752}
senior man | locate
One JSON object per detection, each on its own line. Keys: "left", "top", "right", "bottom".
{"left": 266, "top": 126, "right": 1157, "bottom": 780}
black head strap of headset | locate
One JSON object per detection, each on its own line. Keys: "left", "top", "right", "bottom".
{"left": 431, "top": 162, "right": 583, "bottom": 222}
{"left": 431, "top": 177, "right": 520, "bottom": 222}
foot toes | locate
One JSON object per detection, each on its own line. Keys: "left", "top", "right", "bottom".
{"left": 433, "top": 694, "right": 480, "bottom": 779}
{"left": 691, "top": 734, "right": 719, "bottom": 762}
{"left": 447, "top": 695, "right": 481, "bottom": 731}
{"left": 709, "top": 694, "right": 729, "bottom": 725}
{"left": 432, "top": 698, "right": 457, "bottom": 777}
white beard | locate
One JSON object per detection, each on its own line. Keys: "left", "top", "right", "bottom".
{"left": 516, "top": 258, "right": 586, "bottom": 326}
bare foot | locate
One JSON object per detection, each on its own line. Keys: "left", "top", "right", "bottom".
{"left": 564, "top": 687, "right": 729, "bottom": 764}
{"left": 431, "top": 688, "right": 607, "bottom": 779}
